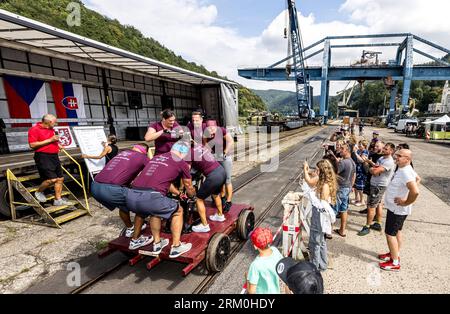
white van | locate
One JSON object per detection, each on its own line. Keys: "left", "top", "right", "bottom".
{"left": 395, "top": 119, "right": 418, "bottom": 133}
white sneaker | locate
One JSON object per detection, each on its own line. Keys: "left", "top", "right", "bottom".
{"left": 124, "top": 223, "right": 147, "bottom": 238}
{"left": 128, "top": 235, "right": 153, "bottom": 250}
{"left": 53, "top": 198, "right": 72, "bottom": 206}
{"left": 192, "top": 223, "right": 210, "bottom": 233}
{"left": 209, "top": 213, "right": 226, "bottom": 222}
{"left": 151, "top": 238, "right": 170, "bottom": 255}
{"left": 169, "top": 242, "right": 192, "bottom": 258}
{"left": 35, "top": 191, "right": 47, "bottom": 203}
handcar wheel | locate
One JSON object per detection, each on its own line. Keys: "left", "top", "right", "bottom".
{"left": 237, "top": 209, "right": 255, "bottom": 240}
{"left": 206, "top": 233, "right": 231, "bottom": 273}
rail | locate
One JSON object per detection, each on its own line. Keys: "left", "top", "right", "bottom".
{"left": 60, "top": 149, "right": 90, "bottom": 213}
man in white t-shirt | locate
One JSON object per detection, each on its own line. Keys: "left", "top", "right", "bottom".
{"left": 378, "top": 149, "right": 419, "bottom": 271}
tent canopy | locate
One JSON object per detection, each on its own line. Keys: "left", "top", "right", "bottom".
{"left": 423, "top": 114, "right": 450, "bottom": 124}
{"left": 0, "top": 9, "right": 236, "bottom": 86}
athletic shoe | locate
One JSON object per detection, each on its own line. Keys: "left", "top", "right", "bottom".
{"left": 370, "top": 222, "right": 382, "bottom": 231}
{"left": 124, "top": 223, "right": 147, "bottom": 238}
{"left": 378, "top": 252, "right": 391, "bottom": 262}
{"left": 209, "top": 213, "right": 226, "bottom": 222}
{"left": 359, "top": 209, "right": 368, "bottom": 214}
{"left": 379, "top": 260, "right": 401, "bottom": 271}
{"left": 223, "top": 202, "right": 232, "bottom": 213}
{"left": 169, "top": 242, "right": 192, "bottom": 258}
{"left": 128, "top": 235, "right": 153, "bottom": 250}
{"left": 53, "top": 198, "right": 72, "bottom": 206}
{"left": 35, "top": 191, "right": 47, "bottom": 203}
{"left": 151, "top": 238, "right": 170, "bottom": 255}
{"left": 357, "top": 225, "right": 370, "bottom": 236}
{"left": 192, "top": 223, "right": 210, "bottom": 233}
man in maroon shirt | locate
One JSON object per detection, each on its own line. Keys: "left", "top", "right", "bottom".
{"left": 203, "top": 120, "right": 235, "bottom": 212}
{"left": 28, "top": 114, "right": 70, "bottom": 206}
{"left": 144, "top": 109, "right": 186, "bottom": 155}
{"left": 126, "top": 142, "right": 196, "bottom": 256}
{"left": 91, "top": 144, "right": 150, "bottom": 237}
{"left": 188, "top": 143, "right": 226, "bottom": 233}
{"left": 187, "top": 110, "right": 206, "bottom": 144}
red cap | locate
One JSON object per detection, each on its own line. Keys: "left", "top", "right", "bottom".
{"left": 206, "top": 120, "right": 217, "bottom": 127}
{"left": 250, "top": 227, "right": 273, "bottom": 249}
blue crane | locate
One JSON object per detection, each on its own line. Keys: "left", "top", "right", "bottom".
{"left": 286, "top": 0, "right": 313, "bottom": 120}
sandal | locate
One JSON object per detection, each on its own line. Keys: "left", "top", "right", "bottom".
{"left": 333, "top": 229, "right": 347, "bottom": 237}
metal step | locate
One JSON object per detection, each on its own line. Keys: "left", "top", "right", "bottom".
{"left": 18, "top": 174, "right": 41, "bottom": 182}
{"left": 27, "top": 186, "right": 40, "bottom": 193}
{"left": 54, "top": 209, "right": 88, "bottom": 225}
{"left": 44, "top": 204, "right": 73, "bottom": 214}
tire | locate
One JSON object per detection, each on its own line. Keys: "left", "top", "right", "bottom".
{"left": 206, "top": 233, "right": 231, "bottom": 273}
{"left": 0, "top": 180, "right": 11, "bottom": 218}
{"left": 237, "top": 209, "right": 255, "bottom": 240}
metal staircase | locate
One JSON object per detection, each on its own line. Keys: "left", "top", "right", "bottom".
{"left": 6, "top": 149, "right": 91, "bottom": 228}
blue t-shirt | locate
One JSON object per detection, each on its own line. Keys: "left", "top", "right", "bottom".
{"left": 247, "top": 247, "right": 283, "bottom": 294}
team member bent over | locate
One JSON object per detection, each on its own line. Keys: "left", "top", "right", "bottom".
{"left": 28, "top": 114, "right": 70, "bottom": 206}
{"left": 189, "top": 143, "right": 227, "bottom": 233}
{"left": 91, "top": 144, "right": 150, "bottom": 237}
{"left": 126, "top": 143, "right": 196, "bottom": 256}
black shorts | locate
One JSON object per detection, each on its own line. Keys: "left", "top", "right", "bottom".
{"left": 385, "top": 209, "right": 408, "bottom": 236}
{"left": 197, "top": 166, "right": 226, "bottom": 200}
{"left": 34, "top": 152, "right": 63, "bottom": 180}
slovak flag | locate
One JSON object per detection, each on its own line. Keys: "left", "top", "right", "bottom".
{"left": 3, "top": 75, "right": 48, "bottom": 127}
{"left": 51, "top": 81, "right": 87, "bottom": 126}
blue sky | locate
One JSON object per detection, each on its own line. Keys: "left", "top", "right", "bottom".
{"left": 204, "top": 0, "right": 346, "bottom": 37}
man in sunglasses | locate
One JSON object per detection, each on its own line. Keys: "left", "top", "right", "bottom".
{"left": 378, "top": 149, "right": 419, "bottom": 271}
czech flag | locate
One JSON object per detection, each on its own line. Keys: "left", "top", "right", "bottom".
{"left": 3, "top": 75, "right": 48, "bottom": 127}
{"left": 51, "top": 81, "right": 86, "bottom": 126}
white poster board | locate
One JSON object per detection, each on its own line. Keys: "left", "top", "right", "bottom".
{"left": 73, "top": 126, "right": 107, "bottom": 175}
{"left": 54, "top": 126, "right": 77, "bottom": 149}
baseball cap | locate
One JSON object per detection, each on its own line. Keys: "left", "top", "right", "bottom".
{"left": 250, "top": 227, "right": 273, "bottom": 250}
{"left": 276, "top": 258, "right": 324, "bottom": 294}
{"left": 373, "top": 130, "right": 379, "bottom": 135}
{"left": 171, "top": 142, "right": 190, "bottom": 154}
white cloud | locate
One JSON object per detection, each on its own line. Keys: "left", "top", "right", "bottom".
{"left": 82, "top": 0, "right": 450, "bottom": 97}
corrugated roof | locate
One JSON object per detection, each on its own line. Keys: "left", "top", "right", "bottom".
{"left": 0, "top": 9, "right": 236, "bottom": 86}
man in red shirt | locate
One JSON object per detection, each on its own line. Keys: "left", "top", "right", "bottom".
{"left": 28, "top": 114, "right": 70, "bottom": 206}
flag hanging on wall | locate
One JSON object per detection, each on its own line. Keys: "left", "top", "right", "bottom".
{"left": 3, "top": 75, "right": 48, "bottom": 127}
{"left": 51, "top": 81, "right": 87, "bottom": 126}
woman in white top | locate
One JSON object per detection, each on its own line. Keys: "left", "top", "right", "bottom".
{"left": 303, "top": 159, "right": 337, "bottom": 271}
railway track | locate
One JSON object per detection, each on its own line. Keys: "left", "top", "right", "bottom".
{"left": 193, "top": 132, "right": 328, "bottom": 294}
{"left": 71, "top": 126, "right": 328, "bottom": 294}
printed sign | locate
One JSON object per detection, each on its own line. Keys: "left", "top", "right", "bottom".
{"left": 73, "top": 126, "right": 107, "bottom": 175}
{"left": 54, "top": 126, "right": 77, "bottom": 149}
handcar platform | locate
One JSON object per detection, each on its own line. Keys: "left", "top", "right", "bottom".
{"left": 99, "top": 202, "right": 255, "bottom": 276}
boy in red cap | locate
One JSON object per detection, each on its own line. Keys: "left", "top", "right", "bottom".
{"left": 246, "top": 227, "right": 283, "bottom": 294}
